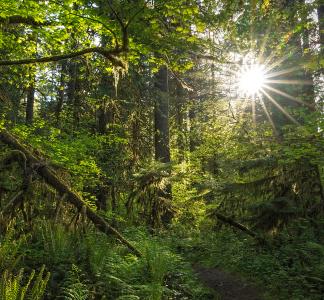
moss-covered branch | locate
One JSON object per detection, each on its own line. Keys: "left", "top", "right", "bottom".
{"left": 0, "top": 128, "right": 142, "bottom": 257}
{"left": 0, "top": 47, "right": 126, "bottom": 68}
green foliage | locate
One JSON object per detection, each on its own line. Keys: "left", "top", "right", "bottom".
{"left": 12, "top": 123, "right": 102, "bottom": 192}
{"left": 127, "top": 161, "right": 173, "bottom": 227}
{"left": 58, "top": 265, "right": 89, "bottom": 300}
{"left": 38, "top": 222, "right": 75, "bottom": 266}
{"left": 84, "top": 229, "right": 202, "bottom": 299}
{"left": 0, "top": 220, "right": 209, "bottom": 299}
{"left": 180, "top": 218, "right": 324, "bottom": 300}
{"left": 0, "top": 1, "right": 323, "bottom": 300}
{"left": 28, "top": 265, "right": 50, "bottom": 300}
{"left": 0, "top": 229, "right": 24, "bottom": 272}
{"left": 0, "top": 266, "right": 50, "bottom": 300}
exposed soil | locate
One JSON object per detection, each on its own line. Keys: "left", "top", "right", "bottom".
{"left": 194, "top": 265, "right": 263, "bottom": 300}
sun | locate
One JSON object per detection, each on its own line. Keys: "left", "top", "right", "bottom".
{"left": 237, "top": 64, "right": 266, "bottom": 98}
{"left": 228, "top": 51, "right": 310, "bottom": 127}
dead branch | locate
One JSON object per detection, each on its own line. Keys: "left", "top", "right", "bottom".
{"left": 1, "top": 190, "right": 24, "bottom": 215}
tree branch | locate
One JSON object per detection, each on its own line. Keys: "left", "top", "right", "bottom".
{"left": 0, "top": 47, "right": 126, "bottom": 68}
{"left": 125, "top": 3, "right": 147, "bottom": 29}
{"left": 0, "top": 15, "right": 51, "bottom": 26}
{"left": 68, "top": 12, "right": 120, "bottom": 48}
{"left": 107, "top": 0, "right": 124, "bottom": 29}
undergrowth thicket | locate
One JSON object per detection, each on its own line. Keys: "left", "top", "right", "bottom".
{"left": 0, "top": 220, "right": 212, "bottom": 299}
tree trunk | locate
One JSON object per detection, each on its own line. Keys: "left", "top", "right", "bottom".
{"left": 154, "top": 67, "right": 170, "bottom": 162}
{"left": 211, "top": 211, "right": 265, "bottom": 242}
{"left": 175, "top": 82, "right": 186, "bottom": 162}
{"left": 154, "top": 66, "right": 172, "bottom": 225}
{"left": 56, "top": 62, "right": 67, "bottom": 126}
{"left": 318, "top": 3, "right": 324, "bottom": 61}
{"left": 25, "top": 83, "right": 35, "bottom": 125}
{"left": 67, "top": 62, "right": 81, "bottom": 126}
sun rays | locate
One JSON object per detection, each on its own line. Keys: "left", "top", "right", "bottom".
{"left": 238, "top": 64, "right": 266, "bottom": 97}
{"left": 232, "top": 51, "right": 314, "bottom": 128}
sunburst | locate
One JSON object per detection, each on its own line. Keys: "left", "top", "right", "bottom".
{"left": 232, "top": 51, "right": 312, "bottom": 128}
{"left": 237, "top": 64, "right": 266, "bottom": 97}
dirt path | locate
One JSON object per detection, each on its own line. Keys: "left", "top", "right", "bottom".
{"left": 194, "top": 265, "right": 263, "bottom": 300}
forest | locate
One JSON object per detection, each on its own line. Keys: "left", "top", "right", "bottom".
{"left": 0, "top": 0, "right": 323, "bottom": 299}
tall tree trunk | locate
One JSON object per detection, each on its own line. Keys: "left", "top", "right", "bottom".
{"left": 67, "top": 62, "right": 81, "bottom": 126}
{"left": 154, "top": 67, "right": 170, "bottom": 163}
{"left": 318, "top": 3, "right": 324, "bottom": 60}
{"left": 188, "top": 93, "right": 198, "bottom": 152}
{"left": 154, "top": 66, "right": 172, "bottom": 225}
{"left": 56, "top": 62, "right": 67, "bottom": 126}
{"left": 25, "top": 82, "right": 35, "bottom": 125}
{"left": 175, "top": 82, "right": 186, "bottom": 162}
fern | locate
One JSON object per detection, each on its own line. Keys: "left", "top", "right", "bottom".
{"left": 0, "top": 266, "right": 49, "bottom": 300}
{"left": 0, "top": 269, "right": 23, "bottom": 300}
{"left": 39, "top": 221, "right": 73, "bottom": 265}
{"left": 28, "top": 265, "right": 50, "bottom": 300}
{"left": 0, "top": 228, "right": 24, "bottom": 272}
{"left": 58, "top": 264, "right": 90, "bottom": 300}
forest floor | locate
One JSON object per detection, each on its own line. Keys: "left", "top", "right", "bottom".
{"left": 194, "top": 265, "right": 263, "bottom": 300}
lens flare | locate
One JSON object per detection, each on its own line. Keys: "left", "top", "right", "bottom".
{"left": 222, "top": 50, "right": 312, "bottom": 128}
{"left": 238, "top": 64, "right": 266, "bottom": 97}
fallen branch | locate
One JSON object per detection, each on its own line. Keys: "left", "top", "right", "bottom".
{"left": 210, "top": 211, "right": 264, "bottom": 242}
{"left": 1, "top": 190, "right": 24, "bottom": 215}
{"left": 0, "top": 128, "right": 142, "bottom": 257}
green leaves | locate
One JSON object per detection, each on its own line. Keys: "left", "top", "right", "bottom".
{"left": 0, "top": 266, "right": 50, "bottom": 300}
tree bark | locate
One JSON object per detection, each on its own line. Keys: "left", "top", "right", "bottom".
{"left": 154, "top": 67, "right": 170, "bottom": 163}
{"left": 0, "top": 128, "right": 142, "bottom": 257}
{"left": 175, "top": 83, "right": 186, "bottom": 162}
{"left": 318, "top": 3, "right": 324, "bottom": 59}
{"left": 154, "top": 66, "right": 172, "bottom": 225}
{"left": 26, "top": 83, "right": 35, "bottom": 125}
{"left": 56, "top": 62, "right": 67, "bottom": 126}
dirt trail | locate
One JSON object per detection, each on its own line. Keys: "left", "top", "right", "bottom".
{"left": 195, "top": 265, "right": 263, "bottom": 300}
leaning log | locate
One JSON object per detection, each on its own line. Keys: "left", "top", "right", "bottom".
{"left": 210, "top": 211, "right": 264, "bottom": 242}
{"left": 0, "top": 128, "right": 142, "bottom": 257}
{"left": 214, "top": 212, "right": 257, "bottom": 238}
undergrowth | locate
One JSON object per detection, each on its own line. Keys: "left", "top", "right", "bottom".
{"left": 0, "top": 221, "right": 210, "bottom": 299}
{"left": 172, "top": 217, "right": 324, "bottom": 300}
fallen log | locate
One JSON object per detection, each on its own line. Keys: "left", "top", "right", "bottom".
{"left": 214, "top": 212, "right": 257, "bottom": 238}
{"left": 209, "top": 211, "right": 264, "bottom": 242}
{"left": 0, "top": 128, "right": 142, "bottom": 257}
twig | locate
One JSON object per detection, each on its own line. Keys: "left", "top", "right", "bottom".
{"left": 1, "top": 191, "right": 24, "bottom": 215}
{"left": 68, "top": 12, "right": 119, "bottom": 48}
